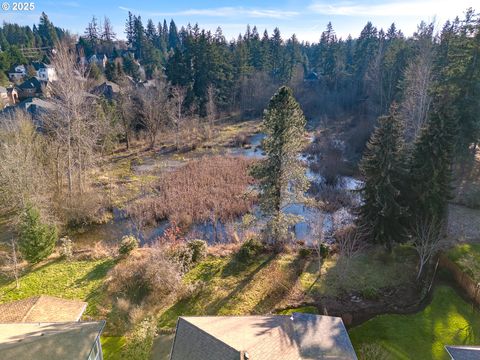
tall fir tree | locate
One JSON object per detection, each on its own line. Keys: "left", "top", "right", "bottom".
{"left": 250, "top": 86, "right": 308, "bottom": 245}
{"left": 359, "top": 105, "right": 407, "bottom": 251}
{"left": 409, "top": 102, "right": 455, "bottom": 224}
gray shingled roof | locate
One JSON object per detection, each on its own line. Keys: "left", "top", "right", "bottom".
{"left": 170, "top": 313, "right": 357, "bottom": 360}
{"left": 445, "top": 345, "right": 480, "bottom": 360}
{"left": 0, "top": 321, "right": 105, "bottom": 360}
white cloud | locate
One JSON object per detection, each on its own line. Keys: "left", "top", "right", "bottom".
{"left": 308, "top": 0, "right": 475, "bottom": 17}
{"left": 118, "top": 6, "right": 299, "bottom": 19}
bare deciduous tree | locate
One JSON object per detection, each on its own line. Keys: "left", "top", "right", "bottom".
{"left": 206, "top": 85, "right": 217, "bottom": 139}
{"left": 138, "top": 81, "right": 168, "bottom": 149}
{"left": 335, "top": 225, "right": 366, "bottom": 275}
{"left": 0, "top": 111, "right": 50, "bottom": 212}
{"left": 168, "top": 85, "right": 186, "bottom": 149}
{"left": 411, "top": 217, "right": 447, "bottom": 280}
{"left": 46, "top": 43, "right": 97, "bottom": 198}
{"left": 401, "top": 22, "right": 435, "bottom": 143}
{"left": 8, "top": 238, "right": 20, "bottom": 289}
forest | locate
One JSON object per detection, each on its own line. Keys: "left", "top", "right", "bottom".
{"left": 0, "top": 6, "right": 479, "bottom": 360}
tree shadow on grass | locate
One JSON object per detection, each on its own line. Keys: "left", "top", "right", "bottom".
{"left": 158, "top": 254, "right": 276, "bottom": 329}
{"left": 251, "top": 254, "right": 308, "bottom": 314}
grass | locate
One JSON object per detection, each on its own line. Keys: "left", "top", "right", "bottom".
{"left": 0, "top": 258, "right": 115, "bottom": 316}
{"left": 157, "top": 253, "right": 307, "bottom": 330}
{"left": 278, "top": 306, "right": 319, "bottom": 315}
{"left": 101, "top": 336, "right": 126, "bottom": 360}
{"left": 446, "top": 243, "right": 480, "bottom": 282}
{"left": 300, "top": 245, "right": 418, "bottom": 298}
{"left": 350, "top": 285, "right": 480, "bottom": 360}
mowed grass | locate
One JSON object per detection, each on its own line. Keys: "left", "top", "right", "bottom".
{"left": 300, "top": 245, "right": 418, "bottom": 298}
{"left": 0, "top": 258, "right": 115, "bottom": 316}
{"left": 158, "top": 253, "right": 307, "bottom": 330}
{"left": 350, "top": 286, "right": 480, "bottom": 360}
{"left": 101, "top": 336, "right": 126, "bottom": 360}
{"left": 447, "top": 243, "right": 480, "bottom": 282}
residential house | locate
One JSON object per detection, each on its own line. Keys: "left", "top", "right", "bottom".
{"left": 7, "top": 87, "right": 18, "bottom": 105}
{"left": 0, "top": 86, "right": 19, "bottom": 107}
{"left": 32, "top": 62, "right": 57, "bottom": 82}
{"left": 91, "top": 81, "right": 120, "bottom": 100}
{"left": 16, "top": 77, "right": 46, "bottom": 99}
{"left": 8, "top": 64, "right": 26, "bottom": 82}
{"left": 0, "top": 295, "right": 105, "bottom": 360}
{"left": 169, "top": 313, "right": 358, "bottom": 360}
{"left": 89, "top": 54, "right": 108, "bottom": 69}
{"left": 445, "top": 345, "right": 480, "bottom": 360}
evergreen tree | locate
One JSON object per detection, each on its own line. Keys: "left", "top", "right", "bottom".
{"left": 84, "top": 15, "right": 100, "bottom": 48}
{"left": 38, "top": 12, "right": 58, "bottom": 47}
{"left": 409, "top": 102, "right": 455, "bottom": 224}
{"left": 250, "top": 86, "right": 308, "bottom": 245}
{"left": 169, "top": 20, "right": 179, "bottom": 49}
{"left": 19, "top": 205, "right": 57, "bottom": 264}
{"left": 359, "top": 105, "right": 407, "bottom": 251}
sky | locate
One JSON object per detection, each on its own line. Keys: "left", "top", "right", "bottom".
{"left": 0, "top": 0, "right": 478, "bottom": 42}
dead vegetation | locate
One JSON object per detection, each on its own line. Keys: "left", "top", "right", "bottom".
{"left": 127, "top": 156, "right": 256, "bottom": 229}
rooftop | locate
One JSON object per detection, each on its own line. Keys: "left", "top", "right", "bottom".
{"left": 445, "top": 345, "right": 480, "bottom": 360}
{"left": 0, "top": 321, "right": 105, "bottom": 360}
{"left": 0, "top": 295, "right": 87, "bottom": 323}
{"left": 170, "top": 313, "right": 357, "bottom": 360}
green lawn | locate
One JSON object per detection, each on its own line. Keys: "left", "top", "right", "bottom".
{"left": 350, "top": 285, "right": 480, "bottom": 360}
{"left": 0, "top": 258, "right": 115, "bottom": 315}
{"left": 300, "top": 245, "right": 418, "bottom": 298}
{"left": 447, "top": 243, "right": 480, "bottom": 282}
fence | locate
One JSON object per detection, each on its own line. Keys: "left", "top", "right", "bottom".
{"left": 439, "top": 253, "right": 480, "bottom": 305}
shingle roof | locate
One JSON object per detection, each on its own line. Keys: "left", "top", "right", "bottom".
{"left": 445, "top": 345, "right": 480, "bottom": 360}
{"left": 0, "top": 296, "right": 87, "bottom": 323}
{"left": 170, "top": 313, "right": 358, "bottom": 360}
{"left": 0, "top": 321, "right": 105, "bottom": 360}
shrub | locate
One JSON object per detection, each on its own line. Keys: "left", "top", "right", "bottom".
{"left": 59, "top": 236, "right": 73, "bottom": 260}
{"left": 299, "top": 247, "right": 313, "bottom": 258}
{"left": 361, "top": 286, "right": 380, "bottom": 300}
{"left": 188, "top": 239, "right": 207, "bottom": 263}
{"left": 319, "top": 243, "right": 330, "bottom": 258}
{"left": 119, "top": 235, "right": 139, "bottom": 256}
{"left": 237, "top": 237, "right": 265, "bottom": 262}
{"left": 18, "top": 205, "right": 57, "bottom": 264}
{"left": 358, "top": 343, "right": 392, "bottom": 360}
{"left": 108, "top": 250, "right": 183, "bottom": 306}
{"left": 166, "top": 243, "right": 193, "bottom": 273}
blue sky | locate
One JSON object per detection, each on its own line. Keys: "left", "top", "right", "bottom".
{"left": 1, "top": 0, "right": 477, "bottom": 42}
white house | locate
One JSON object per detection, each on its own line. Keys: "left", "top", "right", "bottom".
{"left": 8, "top": 64, "right": 26, "bottom": 82}
{"left": 33, "top": 62, "right": 57, "bottom": 82}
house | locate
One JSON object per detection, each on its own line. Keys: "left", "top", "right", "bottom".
{"left": 0, "top": 296, "right": 105, "bottom": 360}
{"left": 89, "top": 54, "right": 108, "bottom": 69}
{"left": 32, "top": 62, "right": 57, "bottom": 82}
{"left": 0, "top": 321, "right": 105, "bottom": 360}
{"left": 169, "top": 313, "right": 358, "bottom": 360}
{"left": 7, "top": 87, "right": 18, "bottom": 105}
{"left": 91, "top": 81, "right": 120, "bottom": 100}
{"left": 445, "top": 345, "right": 480, "bottom": 360}
{"left": 0, "top": 295, "right": 87, "bottom": 323}
{"left": 8, "top": 64, "right": 27, "bottom": 82}
{"left": 1, "top": 86, "right": 19, "bottom": 106}
{"left": 16, "top": 77, "right": 46, "bottom": 99}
